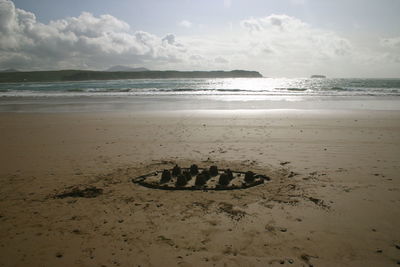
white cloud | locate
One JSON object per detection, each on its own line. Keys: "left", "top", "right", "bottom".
{"left": 234, "top": 14, "right": 353, "bottom": 75}
{"left": 178, "top": 20, "right": 192, "bottom": 28}
{"left": 214, "top": 56, "right": 229, "bottom": 64}
{"left": 0, "top": 0, "right": 189, "bottom": 70}
{"left": 0, "top": 0, "right": 399, "bottom": 77}
{"left": 379, "top": 36, "right": 400, "bottom": 64}
{"left": 380, "top": 37, "right": 400, "bottom": 49}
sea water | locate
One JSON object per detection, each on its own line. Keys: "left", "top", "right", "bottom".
{"left": 0, "top": 78, "right": 399, "bottom": 112}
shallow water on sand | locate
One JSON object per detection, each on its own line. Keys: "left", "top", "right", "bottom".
{"left": 0, "top": 95, "right": 399, "bottom": 113}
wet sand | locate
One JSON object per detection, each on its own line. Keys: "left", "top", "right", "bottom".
{"left": 0, "top": 110, "right": 400, "bottom": 266}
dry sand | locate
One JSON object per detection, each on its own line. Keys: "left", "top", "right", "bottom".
{"left": 0, "top": 110, "right": 399, "bottom": 266}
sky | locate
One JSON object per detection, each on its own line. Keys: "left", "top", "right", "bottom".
{"left": 1, "top": 0, "right": 400, "bottom": 77}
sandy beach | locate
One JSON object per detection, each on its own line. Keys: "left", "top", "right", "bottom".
{"left": 0, "top": 109, "right": 399, "bottom": 266}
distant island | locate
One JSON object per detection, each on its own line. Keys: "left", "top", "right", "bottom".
{"left": 0, "top": 69, "right": 262, "bottom": 83}
{"left": 310, "top": 75, "right": 326, "bottom": 78}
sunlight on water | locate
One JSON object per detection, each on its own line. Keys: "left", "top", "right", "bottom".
{"left": 203, "top": 78, "right": 309, "bottom": 92}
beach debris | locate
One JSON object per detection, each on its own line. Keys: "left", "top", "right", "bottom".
{"left": 244, "top": 171, "right": 255, "bottom": 183}
{"left": 176, "top": 174, "right": 187, "bottom": 187}
{"left": 307, "top": 196, "right": 330, "bottom": 209}
{"left": 190, "top": 164, "right": 199, "bottom": 175}
{"left": 300, "top": 254, "right": 309, "bottom": 262}
{"left": 195, "top": 173, "right": 207, "bottom": 186}
{"left": 225, "top": 169, "right": 234, "bottom": 180}
{"left": 218, "top": 173, "right": 230, "bottom": 186}
{"left": 157, "top": 235, "right": 175, "bottom": 246}
{"left": 183, "top": 170, "right": 192, "bottom": 181}
{"left": 209, "top": 165, "right": 218, "bottom": 176}
{"left": 55, "top": 252, "right": 63, "bottom": 258}
{"left": 201, "top": 169, "right": 211, "bottom": 181}
{"left": 172, "top": 165, "right": 181, "bottom": 176}
{"left": 219, "top": 169, "right": 234, "bottom": 186}
{"left": 55, "top": 186, "right": 103, "bottom": 198}
{"left": 160, "top": 169, "right": 171, "bottom": 183}
{"left": 218, "top": 202, "right": 246, "bottom": 221}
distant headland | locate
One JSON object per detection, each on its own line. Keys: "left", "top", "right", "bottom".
{"left": 105, "top": 66, "right": 150, "bottom": 72}
{"left": 310, "top": 75, "right": 326, "bottom": 78}
{"left": 0, "top": 69, "right": 263, "bottom": 83}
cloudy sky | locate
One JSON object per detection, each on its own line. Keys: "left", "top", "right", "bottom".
{"left": 1, "top": 0, "right": 400, "bottom": 77}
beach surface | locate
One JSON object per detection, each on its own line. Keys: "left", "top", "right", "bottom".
{"left": 0, "top": 109, "right": 400, "bottom": 266}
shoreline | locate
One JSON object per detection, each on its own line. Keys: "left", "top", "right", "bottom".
{"left": 1, "top": 95, "right": 400, "bottom": 113}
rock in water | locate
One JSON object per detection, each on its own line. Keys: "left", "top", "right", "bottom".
{"left": 160, "top": 169, "right": 171, "bottom": 183}
{"left": 209, "top": 165, "right": 219, "bottom": 176}
{"left": 172, "top": 165, "right": 181, "bottom": 176}
{"left": 195, "top": 173, "right": 207, "bottom": 186}
{"left": 190, "top": 164, "right": 199, "bottom": 175}
{"left": 219, "top": 173, "right": 230, "bottom": 186}
{"left": 244, "top": 171, "right": 255, "bottom": 183}
{"left": 176, "top": 174, "right": 187, "bottom": 187}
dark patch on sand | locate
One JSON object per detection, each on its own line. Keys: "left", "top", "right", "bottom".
{"left": 218, "top": 202, "right": 247, "bottom": 221}
{"left": 55, "top": 186, "right": 103, "bottom": 199}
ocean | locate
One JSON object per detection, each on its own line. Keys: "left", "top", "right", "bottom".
{"left": 1, "top": 78, "right": 400, "bottom": 112}
{"left": 1, "top": 78, "right": 400, "bottom": 97}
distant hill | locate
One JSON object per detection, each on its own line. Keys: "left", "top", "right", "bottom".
{"left": 106, "top": 66, "right": 149, "bottom": 72}
{"left": 0, "top": 68, "right": 19, "bottom": 73}
{"left": 0, "top": 69, "right": 263, "bottom": 83}
{"left": 311, "top": 75, "right": 326, "bottom": 78}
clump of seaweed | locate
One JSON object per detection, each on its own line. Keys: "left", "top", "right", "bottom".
{"left": 218, "top": 169, "right": 234, "bottom": 186}
{"left": 160, "top": 169, "right": 171, "bottom": 183}
{"left": 190, "top": 164, "right": 199, "bottom": 175}
{"left": 218, "top": 173, "right": 230, "bottom": 186}
{"left": 209, "top": 165, "right": 219, "bottom": 176}
{"left": 176, "top": 174, "right": 187, "bottom": 187}
{"left": 55, "top": 186, "right": 103, "bottom": 198}
{"left": 183, "top": 170, "right": 192, "bottom": 181}
{"left": 225, "top": 169, "right": 233, "bottom": 180}
{"left": 218, "top": 202, "right": 247, "bottom": 221}
{"left": 201, "top": 169, "right": 211, "bottom": 181}
{"left": 195, "top": 173, "right": 207, "bottom": 186}
{"left": 172, "top": 165, "right": 181, "bottom": 176}
{"left": 244, "top": 171, "right": 255, "bottom": 183}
